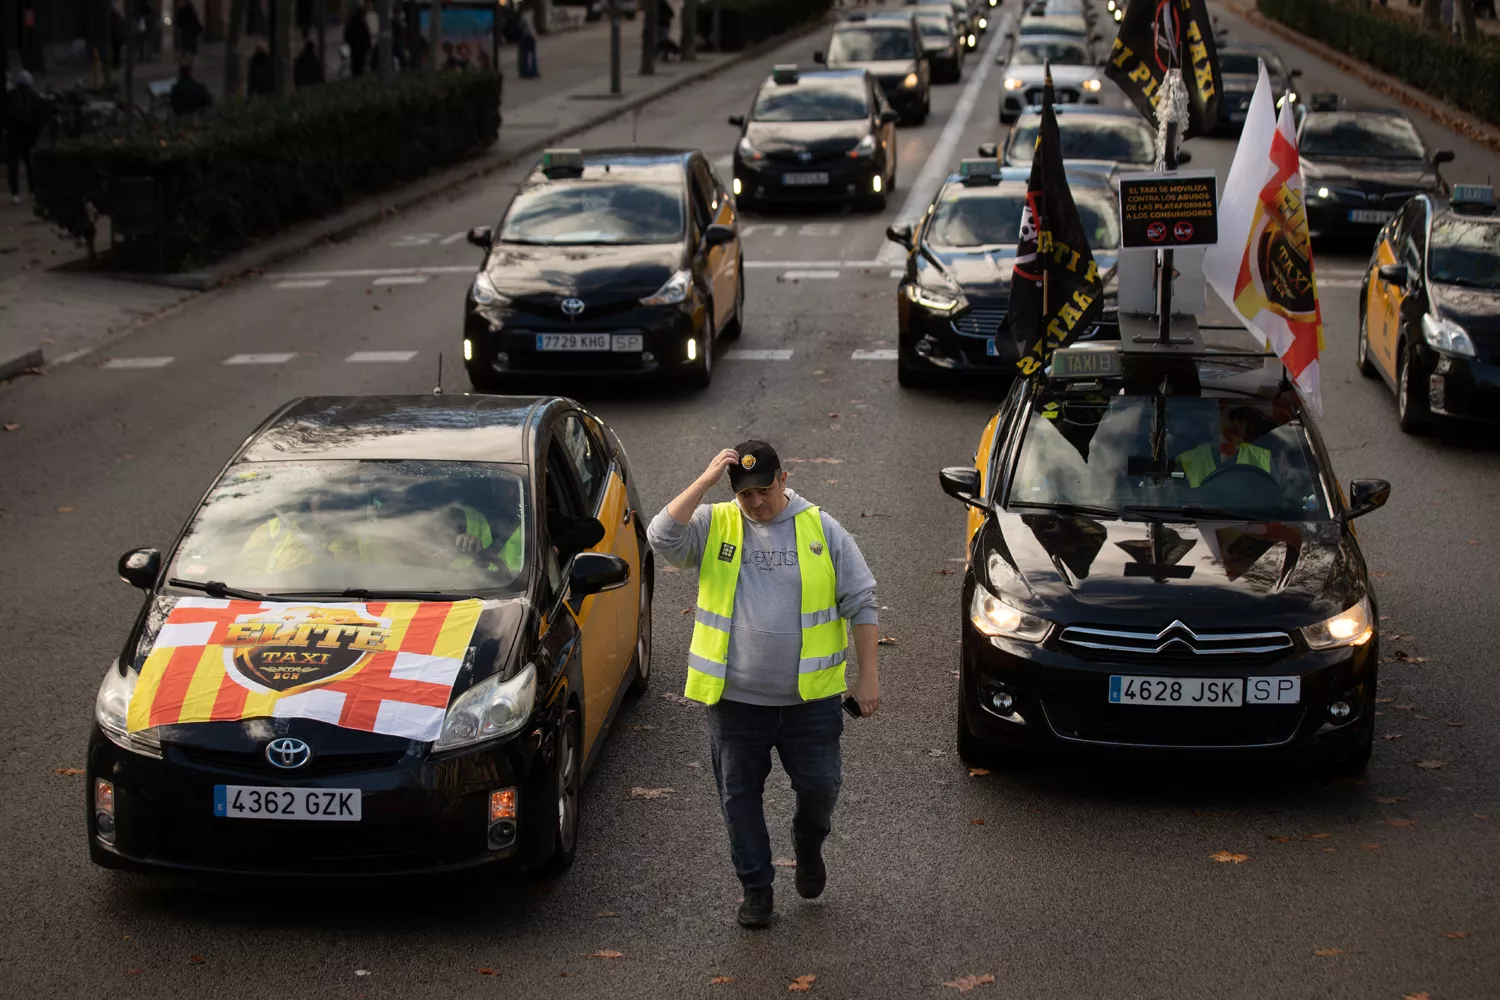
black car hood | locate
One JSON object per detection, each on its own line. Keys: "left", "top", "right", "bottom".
{"left": 131, "top": 596, "right": 529, "bottom": 752}
{"left": 745, "top": 119, "right": 870, "bottom": 157}
{"left": 484, "top": 242, "right": 682, "bottom": 301}
{"left": 1300, "top": 156, "right": 1437, "bottom": 189}
{"left": 1431, "top": 281, "right": 1500, "bottom": 340}
{"left": 979, "top": 513, "right": 1362, "bottom": 629}
{"left": 925, "top": 246, "right": 1120, "bottom": 299}
{"left": 835, "top": 58, "right": 918, "bottom": 79}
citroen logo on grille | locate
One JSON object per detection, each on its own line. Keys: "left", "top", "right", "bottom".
{"left": 265, "top": 737, "right": 312, "bottom": 770}
{"left": 561, "top": 297, "right": 585, "bottom": 316}
{"left": 797, "top": 150, "right": 813, "bottom": 162}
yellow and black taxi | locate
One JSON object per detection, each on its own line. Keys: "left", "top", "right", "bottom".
{"left": 1298, "top": 94, "right": 1454, "bottom": 243}
{"left": 998, "top": 32, "right": 1104, "bottom": 124}
{"left": 885, "top": 156, "right": 1119, "bottom": 387}
{"left": 728, "top": 65, "right": 899, "bottom": 212}
{"left": 462, "top": 148, "right": 742, "bottom": 390}
{"left": 816, "top": 11, "right": 932, "bottom": 125}
{"left": 1001, "top": 106, "right": 1169, "bottom": 174}
{"left": 89, "top": 395, "right": 654, "bottom": 876}
{"left": 1359, "top": 184, "right": 1500, "bottom": 432}
{"left": 941, "top": 339, "right": 1390, "bottom": 773}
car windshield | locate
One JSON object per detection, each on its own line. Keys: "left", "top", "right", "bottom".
{"left": 1008, "top": 119, "right": 1156, "bottom": 166}
{"left": 166, "top": 460, "right": 531, "bottom": 594}
{"left": 500, "top": 181, "right": 684, "bottom": 245}
{"left": 829, "top": 26, "right": 916, "bottom": 61}
{"left": 753, "top": 80, "right": 870, "bottom": 121}
{"left": 915, "top": 15, "right": 954, "bottom": 39}
{"left": 1300, "top": 114, "right": 1427, "bottom": 160}
{"left": 927, "top": 186, "right": 1120, "bottom": 250}
{"left": 1012, "top": 39, "right": 1090, "bottom": 65}
{"left": 1020, "top": 18, "right": 1085, "bottom": 36}
{"left": 1219, "top": 51, "right": 1287, "bottom": 77}
{"left": 1010, "top": 392, "right": 1330, "bottom": 521}
{"left": 1429, "top": 217, "right": 1500, "bottom": 289}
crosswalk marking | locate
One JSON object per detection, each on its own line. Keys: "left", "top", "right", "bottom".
{"left": 852, "top": 349, "right": 898, "bottom": 361}
{"left": 724, "top": 349, "right": 793, "bottom": 361}
{"left": 783, "top": 270, "right": 840, "bottom": 281}
{"left": 103, "top": 356, "right": 174, "bottom": 369}
{"left": 274, "top": 279, "right": 332, "bottom": 290}
{"left": 223, "top": 352, "right": 296, "bottom": 365}
{"left": 372, "top": 275, "right": 430, "bottom": 286}
{"left": 347, "top": 350, "right": 419, "bottom": 363}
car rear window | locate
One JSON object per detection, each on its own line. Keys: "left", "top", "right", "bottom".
{"left": 1012, "top": 39, "right": 1090, "bottom": 65}
{"left": 829, "top": 26, "right": 916, "bottom": 62}
{"left": 1300, "top": 114, "right": 1426, "bottom": 160}
{"left": 753, "top": 79, "right": 870, "bottom": 122}
{"left": 1007, "top": 118, "right": 1157, "bottom": 166}
{"left": 500, "top": 181, "right": 685, "bottom": 245}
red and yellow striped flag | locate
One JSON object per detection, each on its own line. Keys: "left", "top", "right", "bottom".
{"left": 127, "top": 598, "right": 484, "bottom": 741}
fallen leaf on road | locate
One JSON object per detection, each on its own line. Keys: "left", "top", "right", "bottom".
{"left": 970, "top": 818, "right": 985, "bottom": 825}
{"left": 1444, "top": 931, "right": 1468, "bottom": 940}
{"left": 477, "top": 968, "right": 497, "bottom": 976}
{"left": 685, "top": 762, "right": 701, "bottom": 769}
{"left": 1210, "top": 851, "right": 1250, "bottom": 864}
{"left": 1416, "top": 760, "right": 1448, "bottom": 769}
{"left": 1392, "top": 704, "right": 1415, "bottom": 711}
{"left": 788, "top": 975, "right": 816, "bottom": 992}
{"left": 355, "top": 970, "right": 371, "bottom": 977}
{"left": 1360, "top": 843, "right": 1381, "bottom": 851}
{"left": 1313, "top": 948, "right": 1343, "bottom": 957}
{"left": 631, "top": 724, "right": 655, "bottom": 730}
{"left": 588, "top": 950, "right": 623, "bottom": 959}
{"left": 680, "top": 607, "right": 692, "bottom": 615}
{"left": 934, "top": 568, "right": 954, "bottom": 575}
{"left": 57, "top": 506, "right": 73, "bottom": 513}
{"left": 1323, "top": 847, "right": 1338, "bottom": 853}
{"left": 1266, "top": 835, "right": 1292, "bottom": 843}
{"left": 1377, "top": 697, "right": 1395, "bottom": 704}
{"left": 2, "top": 423, "right": 19, "bottom": 432}
{"left": 941, "top": 973, "right": 997, "bottom": 993}
{"left": 53, "top": 767, "right": 84, "bottom": 775}
{"left": 1375, "top": 796, "right": 1405, "bottom": 804}
{"left": 968, "top": 768, "right": 990, "bottom": 777}
{"left": 1475, "top": 814, "right": 1491, "bottom": 820}
{"left": 1383, "top": 734, "right": 1404, "bottom": 741}
{"left": 124, "top": 968, "right": 141, "bottom": 977}
{"left": 927, "top": 749, "right": 947, "bottom": 757}
{"left": 1303, "top": 833, "right": 1332, "bottom": 840}
{"left": 710, "top": 976, "right": 735, "bottom": 985}
{"left": 1386, "top": 818, "right": 1418, "bottom": 827}
{"left": 877, "top": 636, "right": 898, "bottom": 645}
{"left": 1402, "top": 993, "right": 1432, "bottom": 1000}
{"left": 772, "top": 859, "right": 797, "bottom": 868}
{"left": 1446, "top": 721, "right": 1465, "bottom": 727}
{"left": 784, "top": 457, "right": 842, "bottom": 464}
{"left": 628, "top": 787, "right": 674, "bottom": 799}
{"left": 827, "top": 412, "right": 839, "bottom": 419}
{"left": 596, "top": 911, "right": 618, "bottom": 918}
{"left": 188, "top": 955, "right": 205, "bottom": 965}
{"left": 660, "top": 693, "right": 695, "bottom": 707}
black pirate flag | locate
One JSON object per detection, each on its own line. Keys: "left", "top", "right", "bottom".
{"left": 1105, "top": 0, "right": 1222, "bottom": 138}
{"left": 1009, "top": 65, "right": 1105, "bottom": 378}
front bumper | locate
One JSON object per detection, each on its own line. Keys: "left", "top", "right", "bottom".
{"left": 1422, "top": 347, "right": 1500, "bottom": 424}
{"left": 464, "top": 299, "right": 706, "bottom": 380}
{"left": 898, "top": 293, "right": 1118, "bottom": 377}
{"left": 1001, "top": 90, "right": 1098, "bottom": 121}
{"left": 734, "top": 153, "right": 882, "bottom": 205}
{"left": 86, "top": 720, "right": 559, "bottom": 877}
{"left": 1304, "top": 198, "right": 1402, "bottom": 240}
{"left": 877, "top": 81, "right": 926, "bottom": 118}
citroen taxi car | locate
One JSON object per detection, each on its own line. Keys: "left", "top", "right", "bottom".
{"left": 89, "top": 395, "right": 654, "bottom": 876}
{"left": 942, "top": 340, "right": 1390, "bottom": 773}
{"left": 462, "top": 148, "right": 742, "bottom": 390}
{"left": 1359, "top": 184, "right": 1500, "bottom": 432}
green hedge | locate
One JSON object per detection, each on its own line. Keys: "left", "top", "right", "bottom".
{"left": 33, "top": 69, "right": 502, "bottom": 271}
{"left": 713, "top": 0, "right": 832, "bottom": 50}
{"left": 1258, "top": 0, "right": 1500, "bottom": 127}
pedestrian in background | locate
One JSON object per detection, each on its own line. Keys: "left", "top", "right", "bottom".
{"left": 517, "top": 6, "right": 539, "bottom": 78}
{"left": 293, "top": 39, "right": 325, "bottom": 86}
{"left": 649, "top": 443, "right": 881, "bottom": 929}
{"left": 108, "top": 3, "right": 127, "bottom": 69}
{"left": 4, "top": 71, "right": 46, "bottom": 205}
{"left": 173, "top": 0, "right": 202, "bottom": 59}
{"left": 247, "top": 43, "right": 275, "bottom": 95}
{"left": 168, "top": 62, "right": 212, "bottom": 115}
{"left": 344, "top": 3, "right": 372, "bottom": 76}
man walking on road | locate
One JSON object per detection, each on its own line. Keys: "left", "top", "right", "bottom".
{"left": 649, "top": 442, "right": 881, "bottom": 929}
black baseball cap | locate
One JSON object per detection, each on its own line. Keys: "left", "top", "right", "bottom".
{"left": 728, "top": 440, "right": 781, "bottom": 493}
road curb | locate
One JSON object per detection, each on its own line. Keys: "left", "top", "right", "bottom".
{"left": 0, "top": 347, "right": 43, "bottom": 382}
{"left": 1223, "top": 0, "right": 1500, "bottom": 156}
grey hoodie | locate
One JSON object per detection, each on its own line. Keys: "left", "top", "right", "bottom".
{"left": 647, "top": 489, "right": 878, "bottom": 706}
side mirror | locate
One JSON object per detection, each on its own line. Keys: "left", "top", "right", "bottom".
{"left": 118, "top": 548, "right": 161, "bottom": 590}
{"left": 467, "top": 225, "right": 493, "bottom": 250}
{"left": 728, "top": 113, "right": 745, "bottom": 127}
{"left": 554, "top": 516, "right": 606, "bottom": 558}
{"left": 1345, "top": 479, "right": 1391, "bottom": 520}
{"left": 1377, "top": 263, "right": 1408, "bottom": 286}
{"left": 1290, "top": 68, "right": 1303, "bottom": 78}
{"left": 568, "top": 552, "right": 631, "bottom": 596}
{"left": 879, "top": 109, "right": 899, "bottom": 125}
{"left": 939, "top": 467, "right": 987, "bottom": 510}
{"left": 977, "top": 142, "right": 998, "bottom": 157}
{"left": 813, "top": 49, "right": 826, "bottom": 64}
{"left": 885, "top": 222, "right": 914, "bottom": 248}
{"left": 1176, "top": 149, "right": 1193, "bottom": 165}
{"left": 703, "top": 223, "right": 736, "bottom": 247}
{"left": 1433, "top": 148, "right": 1456, "bottom": 165}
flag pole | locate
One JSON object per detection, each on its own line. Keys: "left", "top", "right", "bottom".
{"left": 1158, "top": 119, "right": 1177, "bottom": 344}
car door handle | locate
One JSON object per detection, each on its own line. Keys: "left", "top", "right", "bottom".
{"left": 622, "top": 507, "right": 634, "bottom": 525}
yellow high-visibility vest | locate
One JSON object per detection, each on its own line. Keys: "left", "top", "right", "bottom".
{"left": 1177, "top": 442, "right": 1271, "bottom": 488}
{"left": 685, "top": 502, "right": 847, "bottom": 706}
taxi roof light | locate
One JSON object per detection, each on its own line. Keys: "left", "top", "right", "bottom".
{"left": 771, "top": 64, "right": 800, "bottom": 84}
{"left": 1451, "top": 183, "right": 1496, "bottom": 208}
{"left": 540, "top": 148, "right": 586, "bottom": 177}
{"left": 1308, "top": 92, "right": 1341, "bottom": 111}
{"left": 958, "top": 158, "right": 1002, "bottom": 182}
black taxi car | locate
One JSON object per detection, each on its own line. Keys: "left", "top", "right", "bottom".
{"left": 817, "top": 11, "right": 932, "bottom": 125}
{"left": 941, "top": 339, "right": 1390, "bottom": 773}
{"left": 1359, "top": 184, "right": 1500, "bottom": 431}
{"left": 911, "top": 6, "right": 964, "bottom": 84}
{"left": 729, "top": 65, "right": 899, "bottom": 212}
{"left": 1298, "top": 94, "right": 1454, "bottom": 243}
{"left": 462, "top": 148, "right": 742, "bottom": 390}
{"left": 885, "top": 156, "right": 1119, "bottom": 387}
{"left": 1001, "top": 106, "right": 1169, "bottom": 174}
{"left": 89, "top": 395, "right": 654, "bottom": 876}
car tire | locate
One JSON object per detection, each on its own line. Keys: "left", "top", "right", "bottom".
{"left": 1327, "top": 725, "right": 1374, "bottom": 777}
{"left": 1356, "top": 301, "right": 1377, "bottom": 378}
{"left": 1396, "top": 340, "right": 1428, "bottom": 434}
{"left": 541, "top": 711, "right": 581, "bottom": 874}
{"left": 861, "top": 190, "right": 888, "bottom": 212}
{"left": 897, "top": 342, "right": 932, "bottom": 388}
{"left": 628, "top": 572, "right": 653, "bottom": 696}
{"left": 721, "top": 260, "right": 744, "bottom": 341}
{"left": 956, "top": 697, "right": 1018, "bottom": 768}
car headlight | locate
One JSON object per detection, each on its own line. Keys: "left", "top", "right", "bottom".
{"left": 967, "top": 33, "right": 977, "bottom": 47}
{"left": 641, "top": 268, "right": 693, "bottom": 306}
{"left": 736, "top": 136, "right": 763, "bottom": 162}
{"left": 433, "top": 663, "right": 538, "bottom": 752}
{"left": 95, "top": 661, "right": 162, "bottom": 758}
{"left": 902, "top": 72, "right": 920, "bottom": 89}
{"left": 1081, "top": 79, "right": 1103, "bottom": 93}
{"left": 849, "top": 134, "right": 877, "bottom": 159}
{"left": 1310, "top": 186, "right": 1331, "bottom": 201}
{"left": 1422, "top": 314, "right": 1477, "bottom": 358}
{"left": 905, "top": 270, "right": 968, "bottom": 313}
{"left": 970, "top": 584, "right": 1052, "bottom": 643}
{"left": 471, "top": 270, "right": 508, "bottom": 307}
{"left": 978, "top": 16, "right": 988, "bottom": 28}
{"left": 1302, "top": 596, "right": 1373, "bottom": 650}
{"left": 1113, "top": 7, "right": 1123, "bottom": 20}
{"left": 1003, "top": 76, "right": 1025, "bottom": 91}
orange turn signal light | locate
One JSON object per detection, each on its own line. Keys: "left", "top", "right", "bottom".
{"left": 489, "top": 787, "right": 517, "bottom": 822}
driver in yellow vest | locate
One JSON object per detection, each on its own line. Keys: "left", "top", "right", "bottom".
{"left": 1175, "top": 406, "right": 1272, "bottom": 488}
{"left": 648, "top": 441, "right": 880, "bottom": 930}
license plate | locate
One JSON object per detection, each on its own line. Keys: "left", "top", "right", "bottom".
{"left": 1109, "top": 676, "right": 1243, "bottom": 706}
{"left": 985, "top": 338, "right": 998, "bottom": 357}
{"left": 535, "top": 333, "right": 640, "bottom": 352}
{"left": 782, "top": 172, "right": 829, "bottom": 186}
{"left": 1228, "top": 110, "right": 1246, "bottom": 122}
{"left": 214, "top": 784, "right": 362, "bottom": 821}
{"left": 1246, "top": 675, "right": 1301, "bottom": 704}
{"left": 1349, "top": 209, "right": 1395, "bottom": 224}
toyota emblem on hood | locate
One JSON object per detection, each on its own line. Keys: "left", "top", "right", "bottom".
{"left": 561, "top": 297, "right": 586, "bottom": 316}
{"left": 265, "top": 737, "right": 312, "bottom": 769}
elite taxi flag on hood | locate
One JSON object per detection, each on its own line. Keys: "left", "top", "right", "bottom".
{"left": 1203, "top": 63, "right": 1326, "bottom": 413}
{"left": 1010, "top": 64, "right": 1105, "bottom": 377}
{"left": 1105, "top": 0, "right": 1222, "bottom": 138}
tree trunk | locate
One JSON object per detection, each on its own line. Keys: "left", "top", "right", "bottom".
{"left": 225, "top": 0, "right": 247, "bottom": 99}
{"left": 273, "top": 0, "right": 293, "bottom": 91}
{"left": 315, "top": 0, "right": 327, "bottom": 62}
{"left": 640, "top": 0, "right": 656, "bottom": 75}
{"left": 375, "top": 0, "right": 391, "bottom": 78}
{"left": 1457, "top": 0, "right": 1479, "bottom": 39}
{"left": 681, "top": 0, "right": 696, "bottom": 60}
{"left": 427, "top": 0, "right": 442, "bottom": 69}
{"left": 1422, "top": 0, "right": 1442, "bottom": 29}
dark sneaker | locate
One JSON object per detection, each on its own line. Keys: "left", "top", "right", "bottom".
{"left": 794, "top": 841, "right": 827, "bottom": 899}
{"left": 737, "top": 886, "right": 774, "bottom": 928}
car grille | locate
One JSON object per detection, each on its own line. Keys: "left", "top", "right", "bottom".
{"left": 510, "top": 298, "right": 642, "bottom": 323}
{"left": 1026, "top": 87, "right": 1079, "bottom": 105}
{"left": 175, "top": 745, "right": 410, "bottom": 777}
{"left": 951, "top": 306, "right": 1009, "bottom": 339}
{"left": 1042, "top": 699, "right": 1304, "bottom": 748}
{"left": 1320, "top": 186, "right": 1424, "bottom": 206}
{"left": 155, "top": 822, "right": 446, "bottom": 873}
{"left": 765, "top": 150, "right": 851, "bottom": 169}
{"left": 1057, "top": 620, "right": 1294, "bottom": 664}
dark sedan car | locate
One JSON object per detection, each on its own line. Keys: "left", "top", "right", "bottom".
{"left": 884, "top": 157, "right": 1119, "bottom": 387}
{"left": 1215, "top": 43, "right": 1302, "bottom": 131}
{"left": 942, "top": 344, "right": 1390, "bottom": 774}
{"left": 463, "top": 148, "right": 742, "bottom": 390}
{"left": 817, "top": 11, "right": 932, "bottom": 125}
{"left": 1298, "top": 97, "right": 1453, "bottom": 243}
{"left": 89, "top": 394, "right": 654, "bottom": 877}
{"left": 729, "top": 66, "right": 899, "bottom": 211}
{"left": 1001, "top": 106, "right": 1168, "bottom": 174}
{"left": 1360, "top": 185, "right": 1500, "bottom": 431}
{"left": 913, "top": 8, "right": 964, "bottom": 83}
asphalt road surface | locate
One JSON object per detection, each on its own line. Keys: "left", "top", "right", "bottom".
{"left": 1, "top": 2, "right": 1497, "bottom": 997}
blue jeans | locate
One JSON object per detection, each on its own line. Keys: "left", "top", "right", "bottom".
{"left": 518, "top": 34, "right": 538, "bottom": 77}
{"left": 707, "top": 697, "right": 843, "bottom": 890}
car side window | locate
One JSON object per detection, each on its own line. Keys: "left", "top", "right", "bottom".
{"left": 543, "top": 438, "right": 588, "bottom": 602}
{"left": 559, "top": 414, "right": 608, "bottom": 512}
{"left": 687, "top": 164, "right": 713, "bottom": 238}
{"left": 1401, "top": 203, "right": 1427, "bottom": 273}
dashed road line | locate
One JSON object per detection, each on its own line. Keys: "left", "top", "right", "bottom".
{"left": 852, "top": 349, "right": 898, "bottom": 361}
{"left": 724, "top": 349, "right": 793, "bottom": 361}
{"left": 347, "top": 350, "right": 420, "bottom": 363}
{"left": 224, "top": 353, "right": 296, "bottom": 365}
{"left": 372, "top": 275, "right": 430, "bottom": 286}
{"left": 103, "top": 356, "right": 174, "bottom": 369}
{"left": 274, "top": 279, "right": 332, "bottom": 290}
{"left": 782, "top": 270, "right": 840, "bottom": 281}
{"left": 267, "top": 266, "right": 473, "bottom": 280}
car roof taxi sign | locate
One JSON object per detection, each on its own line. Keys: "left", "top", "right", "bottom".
{"left": 540, "top": 148, "right": 586, "bottom": 177}
{"left": 771, "top": 64, "right": 800, "bottom": 85}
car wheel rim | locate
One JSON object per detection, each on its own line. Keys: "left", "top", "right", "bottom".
{"left": 1398, "top": 354, "right": 1409, "bottom": 418}
{"left": 557, "top": 724, "right": 577, "bottom": 852}
{"left": 1358, "top": 319, "right": 1367, "bottom": 364}
{"left": 637, "top": 585, "right": 651, "bottom": 680}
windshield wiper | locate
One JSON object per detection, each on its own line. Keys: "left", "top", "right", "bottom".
{"left": 167, "top": 578, "right": 274, "bottom": 601}
{"left": 1121, "top": 504, "right": 1255, "bottom": 522}
{"left": 271, "top": 588, "right": 478, "bottom": 603}
{"left": 1008, "top": 501, "right": 1121, "bottom": 518}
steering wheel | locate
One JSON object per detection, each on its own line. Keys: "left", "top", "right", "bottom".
{"left": 1200, "top": 462, "right": 1279, "bottom": 488}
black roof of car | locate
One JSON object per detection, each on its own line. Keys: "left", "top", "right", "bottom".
{"left": 764, "top": 67, "right": 867, "bottom": 83}
{"left": 522, "top": 148, "right": 692, "bottom": 186}
{"left": 240, "top": 395, "right": 555, "bottom": 464}
{"left": 838, "top": 11, "right": 918, "bottom": 25}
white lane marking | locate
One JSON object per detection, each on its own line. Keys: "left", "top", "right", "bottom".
{"left": 267, "top": 266, "right": 474, "bottom": 279}
{"left": 274, "top": 279, "right": 332, "bottom": 290}
{"left": 440, "top": 231, "right": 469, "bottom": 244}
{"left": 346, "top": 350, "right": 419, "bottom": 363}
{"left": 1317, "top": 278, "right": 1364, "bottom": 289}
{"left": 224, "top": 353, "right": 296, "bottom": 365}
{"left": 852, "top": 349, "right": 898, "bottom": 361}
{"left": 890, "top": 269, "right": 904, "bottom": 279}
{"left": 103, "top": 356, "right": 174, "bottom": 369}
{"left": 783, "top": 269, "right": 840, "bottom": 280}
{"left": 744, "top": 259, "right": 885, "bottom": 269}
{"left": 372, "top": 275, "right": 430, "bottom": 286}
{"left": 725, "top": 349, "right": 793, "bottom": 360}
{"left": 877, "top": 24, "right": 1010, "bottom": 265}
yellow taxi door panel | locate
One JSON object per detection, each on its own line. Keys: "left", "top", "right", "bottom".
{"left": 575, "top": 470, "right": 635, "bottom": 754}
{"left": 710, "top": 195, "right": 736, "bottom": 330}
{"left": 966, "top": 411, "right": 1003, "bottom": 558}
{"left": 1372, "top": 239, "right": 1401, "bottom": 378}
